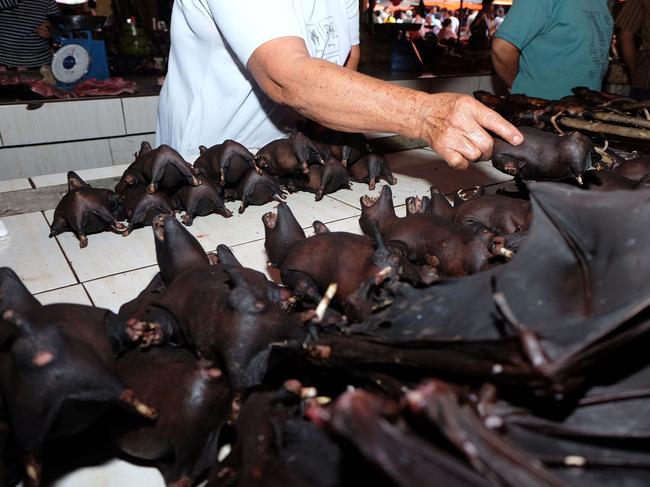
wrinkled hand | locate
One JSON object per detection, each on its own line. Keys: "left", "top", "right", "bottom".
{"left": 419, "top": 93, "right": 523, "bottom": 170}
{"left": 35, "top": 21, "right": 52, "bottom": 39}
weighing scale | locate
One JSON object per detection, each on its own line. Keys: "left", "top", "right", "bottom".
{"left": 48, "top": 15, "right": 110, "bottom": 89}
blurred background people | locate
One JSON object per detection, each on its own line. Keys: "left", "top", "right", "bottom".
{"left": 616, "top": 0, "right": 650, "bottom": 100}
{"left": 491, "top": 7, "right": 506, "bottom": 35}
{"left": 438, "top": 17, "right": 458, "bottom": 45}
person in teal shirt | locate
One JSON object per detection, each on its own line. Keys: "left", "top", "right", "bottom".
{"left": 491, "top": 0, "right": 613, "bottom": 100}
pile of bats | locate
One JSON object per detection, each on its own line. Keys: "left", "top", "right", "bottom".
{"left": 6, "top": 91, "right": 650, "bottom": 486}
{"left": 5, "top": 172, "right": 650, "bottom": 486}
{"left": 475, "top": 86, "right": 650, "bottom": 144}
{"left": 48, "top": 126, "right": 395, "bottom": 248}
{"left": 478, "top": 87, "right": 650, "bottom": 192}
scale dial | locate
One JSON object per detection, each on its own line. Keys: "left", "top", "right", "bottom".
{"left": 52, "top": 43, "right": 91, "bottom": 84}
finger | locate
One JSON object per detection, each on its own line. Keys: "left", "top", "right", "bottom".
{"left": 448, "top": 133, "right": 483, "bottom": 164}
{"left": 475, "top": 104, "right": 523, "bottom": 146}
{"left": 466, "top": 125, "right": 494, "bottom": 161}
{"left": 437, "top": 147, "right": 469, "bottom": 170}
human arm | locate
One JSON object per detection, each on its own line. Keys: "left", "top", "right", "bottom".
{"left": 491, "top": 37, "right": 520, "bottom": 88}
{"left": 615, "top": 0, "right": 643, "bottom": 82}
{"left": 618, "top": 30, "right": 637, "bottom": 80}
{"left": 247, "top": 37, "right": 522, "bottom": 169}
{"left": 492, "top": 0, "right": 548, "bottom": 90}
{"left": 34, "top": 0, "right": 58, "bottom": 38}
{"left": 35, "top": 21, "right": 52, "bottom": 39}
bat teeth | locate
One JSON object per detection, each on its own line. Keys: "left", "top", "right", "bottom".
{"left": 262, "top": 211, "right": 277, "bottom": 229}
{"left": 498, "top": 247, "right": 515, "bottom": 259}
{"left": 361, "top": 195, "right": 378, "bottom": 207}
{"left": 26, "top": 464, "right": 39, "bottom": 482}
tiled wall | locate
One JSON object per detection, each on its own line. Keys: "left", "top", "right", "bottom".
{"left": 0, "top": 75, "right": 505, "bottom": 181}
{"left": 0, "top": 96, "right": 157, "bottom": 181}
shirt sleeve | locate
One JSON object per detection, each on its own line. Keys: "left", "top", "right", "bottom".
{"left": 345, "top": 0, "right": 360, "bottom": 45}
{"left": 616, "top": 0, "right": 644, "bottom": 33}
{"left": 206, "top": 0, "right": 303, "bottom": 67}
{"left": 495, "top": 0, "right": 552, "bottom": 51}
{"left": 0, "top": 0, "right": 18, "bottom": 10}
{"left": 47, "top": 0, "right": 60, "bottom": 15}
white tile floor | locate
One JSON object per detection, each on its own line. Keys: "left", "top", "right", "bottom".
{"left": 35, "top": 284, "right": 92, "bottom": 306}
{"left": 83, "top": 265, "right": 159, "bottom": 313}
{"left": 0, "top": 148, "right": 512, "bottom": 487}
{"left": 0, "top": 212, "right": 77, "bottom": 294}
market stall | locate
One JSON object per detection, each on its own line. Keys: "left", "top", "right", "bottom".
{"left": 1, "top": 1, "right": 650, "bottom": 486}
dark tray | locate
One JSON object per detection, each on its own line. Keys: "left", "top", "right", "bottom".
{"left": 47, "top": 15, "right": 106, "bottom": 31}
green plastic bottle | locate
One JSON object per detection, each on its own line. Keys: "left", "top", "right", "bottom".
{"left": 120, "top": 17, "right": 151, "bottom": 55}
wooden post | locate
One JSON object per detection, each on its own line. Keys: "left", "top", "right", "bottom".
{"left": 460, "top": 0, "right": 464, "bottom": 34}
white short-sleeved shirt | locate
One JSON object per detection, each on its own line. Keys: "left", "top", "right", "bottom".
{"left": 449, "top": 15, "right": 459, "bottom": 33}
{"left": 156, "top": 0, "right": 360, "bottom": 157}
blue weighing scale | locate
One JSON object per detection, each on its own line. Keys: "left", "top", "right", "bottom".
{"left": 50, "top": 15, "right": 110, "bottom": 89}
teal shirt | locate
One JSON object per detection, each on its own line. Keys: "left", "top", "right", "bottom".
{"left": 495, "top": 0, "right": 613, "bottom": 100}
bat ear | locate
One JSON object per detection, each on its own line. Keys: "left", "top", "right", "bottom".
{"left": 216, "top": 244, "right": 243, "bottom": 268}
{"left": 225, "top": 268, "right": 266, "bottom": 314}
{"left": 67, "top": 171, "right": 88, "bottom": 191}
{"left": 139, "top": 141, "right": 153, "bottom": 155}
{"left": 312, "top": 221, "right": 330, "bottom": 234}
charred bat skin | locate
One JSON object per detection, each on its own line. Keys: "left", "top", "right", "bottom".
{"left": 283, "top": 157, "right": 350, "bottom": 201}
{"left": 193, "top": 140, "right": 260, "bottom": 187}
{"left": 347, "top": 153, "right": 397, "bottom": 190}
{"left": 255, "top": 132, "right": 324, "bottom": 176}
{"left": 0, "top": 295, "right": 157, "bottom": 485}
{"left": 49, "top": 171, "right": 125, "bottom": 248}
{"left": 115, "top": 141, "right": 199, "bottom": 196}
{"left": 415, "top": 186, "right": 533, "bottom": 236}
{"left": 111, "top": 347, "right": 231, "bottom": 486}
{"left": 224, "top": 170, "right": 286, "bottom": 214}
{"left": 172, "top": 176, "right": 232, "bottom": 225}
{"left": 612, "top": 157, "right": 650, "bottom": 182}
{"left": 263, "top": 202, "right": 432, "bottom": 319}
{"left": 360, "top": 186, "right": 509, "bottom": 276}
{"left": 121, "top": 185, "right": 175, "bottom": 236}
{"left": 492, "top": 127, "right": 593, "bottom": 182}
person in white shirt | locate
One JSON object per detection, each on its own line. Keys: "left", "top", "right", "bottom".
{"left": 426, "top": 13, "right": 442, "bottom": 35}
{"left": 157, "top": 0, "right": 522, "bottom": 169}
{"left": 438, "top": 18, "right": 459, "bottom": 44}
{"left": 465, "top": 9, "right": 479, "bottom": 35}
{"left": 449, "top": 12, "right": 460, "bottom": 34}
{"left": 467, "top": 9, "right": 479, "bottom": 26}
{"left": 491, "top": 7, "right": 505, "bottom": 35}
